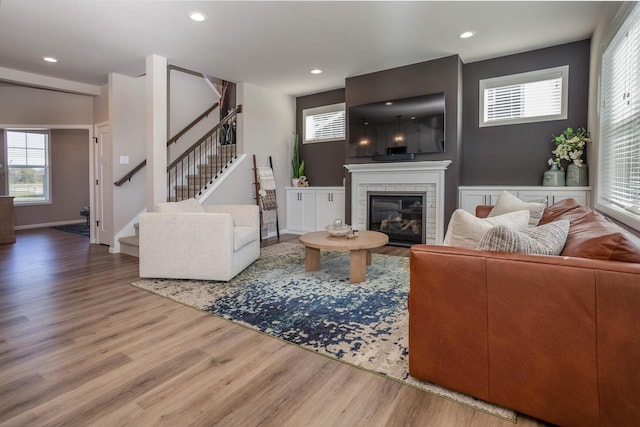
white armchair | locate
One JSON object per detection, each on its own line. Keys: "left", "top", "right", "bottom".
{"left": 139, "top": 203, "right": 260, "bottom": 281}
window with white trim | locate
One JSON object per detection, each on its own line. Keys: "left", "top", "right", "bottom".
{"left": 479, "top": 66, "right": 569, "bottom": 127}
{"left": 597, "top": 4, "right": 640, "bottom": 231}
{"left": 303, "top": 102, "right": 345, "bottom": 143}
{"left": 5, "top": 130, "right": 51, "bottom": 204}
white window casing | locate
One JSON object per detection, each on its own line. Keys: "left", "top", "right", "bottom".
{"left": 479, "top": 65, "right": 569, "bottom": 127}
{"left": 303, "top": 102, "right": 346, "bottom": 144}
{"left": 5, "top": 129, "right": 51, "bottom": 205}
{"left": 597, "top": 3, "right": 640, "bottom": 231}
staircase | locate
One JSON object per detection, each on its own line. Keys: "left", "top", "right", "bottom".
{"left": 171, "top": 145, "right": 237, "bottom": 201}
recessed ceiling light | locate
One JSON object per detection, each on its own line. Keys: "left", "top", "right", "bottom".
{"left": 188, "top": 11, "right": 207, "bottom": 22}
{"left": 459, "top": 31, "right": 476, "bottom": 39}
{"left": 42, "top": 56, "right": 59, "bottom": 63}
{"left": 310, "top": 69, "right": 323, "bottom": 75}
{"left": 385, "top": 102, "right": 393, "bottom": 106}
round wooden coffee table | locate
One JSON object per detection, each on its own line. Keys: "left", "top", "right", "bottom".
{"left": 299, "top": 230, "right": 389, "bottom": 284}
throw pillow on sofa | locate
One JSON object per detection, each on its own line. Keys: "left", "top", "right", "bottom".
{"left": 488, "top": 190, "right": 546, "bottom": 226}
{"left": 443, "top": 209, "right": 530, "bottom": 249}
{"left": 477, "top": 219, "right": 570, "bottom": 255}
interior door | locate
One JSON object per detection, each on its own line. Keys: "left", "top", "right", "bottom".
{"left": 94, "top": 124, "right": 113, "bottom": 247}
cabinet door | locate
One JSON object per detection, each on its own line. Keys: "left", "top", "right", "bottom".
{"left": 315, "top": 189, "right": 345, "bottom": 230}
{"left": 285, "top": 189, "right": 316, "bottom": 233}
{"left": 517, "top": 191, "right": 551, "bottom": 206}
{"left": 459, "top": 190, "right": 503, "bottom": 214}
{"left": 549, "top": 191, "right": 588, "bottom": 206}
{"left": 459, "top": 191, "right": 490, "bottom": 214}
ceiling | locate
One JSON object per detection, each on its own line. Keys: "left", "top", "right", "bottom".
{"left": 0, "top": 1, "right": 613, "bottom": 97}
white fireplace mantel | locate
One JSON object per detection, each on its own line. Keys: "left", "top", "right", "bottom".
{"left": 344, "top": 160, "right": 452, "bottom": 244}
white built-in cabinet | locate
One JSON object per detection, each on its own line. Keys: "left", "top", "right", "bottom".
{"left": 458, "top": 186, "right": 591, "bottom": 214}
{"left": 285, "top": 187, "right": 345, "bottom": 234}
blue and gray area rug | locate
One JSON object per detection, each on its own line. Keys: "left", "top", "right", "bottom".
{"left": 132, "top": 242, "right": 514, "bottom": 421}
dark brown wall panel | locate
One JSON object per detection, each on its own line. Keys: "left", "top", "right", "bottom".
{"left": 295, "top": 88, "right": 346, "bottom": 187}
{"left": 462, "top": 39, "right": 591, "bottom": 185}
{"left": 344, "top": 55, "right": 463, "bottom": 226}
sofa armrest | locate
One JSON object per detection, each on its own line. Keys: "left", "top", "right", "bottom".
{"left": 204, "top": 204, "right": 260, "bottom": 228}
{"left": 409, "top": 244, "right": 640, "bottom": 426}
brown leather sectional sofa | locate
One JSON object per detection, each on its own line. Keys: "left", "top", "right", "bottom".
{"left": 409, "top": 198, "right": 640, "bottom": 426}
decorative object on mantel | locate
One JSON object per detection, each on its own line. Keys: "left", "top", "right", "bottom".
{"left": 291, "top": 133, "right": 305, "bottom": 187}
{"left": 297, "top": 175, "right": 310, "bottom": 187}
{"left": 548, "top": 127, "right": 591, "bottom": 186}
{"left": 543, "top": 163, "right": 565, "bottom": 186}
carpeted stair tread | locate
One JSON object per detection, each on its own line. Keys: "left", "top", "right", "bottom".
{"left": 119, "top": 235, "right": 139, "bottom": 246}
{"left": 119, "top": 235, "right": 139, "bottom": 257}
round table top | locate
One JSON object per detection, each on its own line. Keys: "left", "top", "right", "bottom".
{"left": 299, "top": 230, "right": 389, "bottom": 251}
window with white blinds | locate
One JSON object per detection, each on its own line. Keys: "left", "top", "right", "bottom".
{"left": 5, "top": 130, "right": 51, "bottom": 204}
{"left": 303, "top": 102, "right": 345, "bottom": 143}
{"left": 479, "top": 66, "right": 569, "bottom": 127}
{"left": 597, "top": 4, "right": 640, "bottom": 230}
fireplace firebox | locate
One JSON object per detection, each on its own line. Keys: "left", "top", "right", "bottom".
{"left": 368, "top": 192, "right": 426, "bottom": 246}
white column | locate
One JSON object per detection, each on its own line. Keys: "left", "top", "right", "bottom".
{"left": 146, "top": 54, "right": 168, "bottom": 210}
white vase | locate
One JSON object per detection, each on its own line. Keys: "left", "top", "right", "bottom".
{"left": 292, "top": 178, "right": 299, "bottom": 187}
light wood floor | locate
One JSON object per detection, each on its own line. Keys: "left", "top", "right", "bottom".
{"left": 0, "top": 229, "right": 547, "bottom": 426}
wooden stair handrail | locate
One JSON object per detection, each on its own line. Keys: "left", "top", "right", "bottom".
{"left": 167, "top": 102, "right": 219, "bottom": 147}
{"left": 114, "top": 159, "right": 147, "bottom": 186}
{"left": 113, "top": 104, "right": 241, "bottom": 187}
{"left": 167, "top": 105, "right": 242, "bottom": 171}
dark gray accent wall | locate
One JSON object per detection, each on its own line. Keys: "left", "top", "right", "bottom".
{"left": 462, "top": 39, "right": 591, "bottom": 185}
{"left": 295, "top": 89, "right": 346, "bottom": 187}
{"left": 344, "top": 55, "right": 463, "bottom": 226}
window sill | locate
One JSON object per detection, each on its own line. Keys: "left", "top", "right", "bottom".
{"left": 13, "top": 201, "right": 52, "bottom": 207}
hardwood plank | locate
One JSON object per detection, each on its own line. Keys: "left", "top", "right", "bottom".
{"left": 0, "top": 229, "right": 547, "bottom": 426}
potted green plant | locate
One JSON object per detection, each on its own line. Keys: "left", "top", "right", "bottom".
{"left": 291, "top": 134, "right": 305, "bottom": 186}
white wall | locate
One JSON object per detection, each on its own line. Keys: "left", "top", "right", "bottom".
{"left": 94, "top": 84, "right": 109, "bottom": 124}
{"left": 204, "top": 81, "right": 295, "bottom": 231}
{"left": 110, "top": 73, "right": 147, "bottom": 234}
{"left": 0, "top": 85, "right": 93, "bottom": 124}
{"left": 168, "top": 70, "right": 221, "bottom": 164}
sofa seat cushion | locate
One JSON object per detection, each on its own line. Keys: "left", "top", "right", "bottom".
{"left": 489, "top": 190, "right": 546, "bottom": 226}
{"left": 234, "top": 226, "right": 257, "bottom": 251}
{"left": 444, "top": 209, "right": 530, "bottom": 249}
{"left": 541, "top": 198, "right": 640, "bottom": 263}
{"left": 477, "top": 220, "right": 570, "bottom": 256}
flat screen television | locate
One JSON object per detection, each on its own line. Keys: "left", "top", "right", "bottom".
{"left": 348, "top": 92, "right": 445, "bottom": 160}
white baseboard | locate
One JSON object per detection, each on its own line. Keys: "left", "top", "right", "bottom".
{"left": 15, "top": 219, "right": 86, "bottom": 230}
